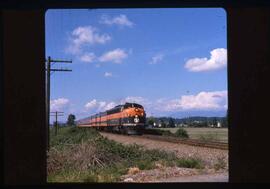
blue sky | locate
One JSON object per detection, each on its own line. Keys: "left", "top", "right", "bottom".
{"left": 46, "top": 8, "right": 227, "bottom": 122}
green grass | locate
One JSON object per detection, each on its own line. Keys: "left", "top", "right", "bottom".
{"left": 48, "top": 126, "right": 204, "bottom": 182}
{"left": 49, "top": 126, "right": 99, "bottom": 149}
{"left": 48, "top": 164, "right": 129, "bottom": 182}
{"left": 155, "top": 127, "right": 228, "bottom": 143}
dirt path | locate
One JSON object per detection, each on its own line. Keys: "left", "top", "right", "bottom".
{"left": 120, "top": 166, "right": 228, "bottom": 183}
{"left": 157, "top": 172, "right": 228, "bottom": 182}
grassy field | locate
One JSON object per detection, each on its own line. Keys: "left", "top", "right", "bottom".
{"left": 155, "top": 127, "right": 228, "bottom": 143}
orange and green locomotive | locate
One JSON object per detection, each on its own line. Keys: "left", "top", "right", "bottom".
{"left": 77, "top": 102, "right": 146, "bottom": 134}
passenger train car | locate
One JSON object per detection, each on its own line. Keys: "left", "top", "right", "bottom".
{"left": 77, "top": 102, "right": 146, "bottom": 134}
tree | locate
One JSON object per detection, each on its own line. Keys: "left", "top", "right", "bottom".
{"left": 213, "top": 117, "right": 218, "bottom": 127}
{"left": 67, "top": 114, "right": 76, "bottom": 126}
{"left": 160, "top": 119, "right": 166, "bottom": 128}
{"left": 168, "top": 118, "right": 175, "bottom": 128}
{"left": 147, "top": 117, "right": 155, "bottom": 126}
{"left": 222, "top": 111, "right": 228, "bottom": 127}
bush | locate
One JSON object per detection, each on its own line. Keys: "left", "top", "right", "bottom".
{"left": 174, "top": 128, "right": 189, "bottom": 138}
{"left": 135, "top": 160, "right": 155, "bottom": 170}
{"left": 95, "top": 137, "right": 143, "bottom": 160}
{"left": 175, "top": 158, "right": 204, "bottom": 169}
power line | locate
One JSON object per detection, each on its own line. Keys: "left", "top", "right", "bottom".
{"left": 46, "top": 56, "right": 72, "bottom": 150}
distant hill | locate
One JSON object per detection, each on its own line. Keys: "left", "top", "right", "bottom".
{"left": 147, "top": 116, "right": 225, "bottom": 124}
{"left": 168, "top": 110, "right": 226, "bottom": 118}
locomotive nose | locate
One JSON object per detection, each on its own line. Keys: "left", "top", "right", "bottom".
{"left": 134, "top": 116, "right": 139, "bottom": 123}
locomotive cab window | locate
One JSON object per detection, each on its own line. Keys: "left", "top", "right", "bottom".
{"left": 46, "top": 8, "right": 228, "bottom": 183}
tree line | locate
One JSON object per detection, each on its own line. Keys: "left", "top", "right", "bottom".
{"left": 147, "top": 115, "right": 228, "bottom": 128}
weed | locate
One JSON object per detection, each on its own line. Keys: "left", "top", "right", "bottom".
{"left": 214, "top": 156, "right": 226, "bottom": 170}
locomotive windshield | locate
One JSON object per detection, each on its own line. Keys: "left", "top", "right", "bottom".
{"left": 124, "top": 103, "right": 143, "bottom": 109}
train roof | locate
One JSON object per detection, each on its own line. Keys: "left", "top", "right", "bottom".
{"left": 107, "top": 102, "right": 143, "bottom": 110}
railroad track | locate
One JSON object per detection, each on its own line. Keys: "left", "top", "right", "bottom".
{"left": 99, "top": 131, "right": 228, "bottom": 150}
{"left": 139, "top": 134, "right": 228, "bottom": 150}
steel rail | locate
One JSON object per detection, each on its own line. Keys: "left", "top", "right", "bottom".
{"left": 139, "top": 134, "right": 228, "bottom": 150}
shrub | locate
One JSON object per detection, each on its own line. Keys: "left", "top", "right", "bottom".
{"left": 175, "top": 158, "right": 204, "bottom": 169}
{"left": 174, "top": 128, "right": 189, "bottom": 138}
{"left": 95, "top": 137, "right": 143, "bottom": 160}
{"left": 136, "top": 160, "right": 155, "bottom": 170}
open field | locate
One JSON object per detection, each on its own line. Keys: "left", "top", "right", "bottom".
{"left": 154, "top": 128, "right": 228, "bottom": 143}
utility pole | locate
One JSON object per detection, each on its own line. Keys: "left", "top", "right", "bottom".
{"left": 46, "top": 56, "right": 72, "bottom": 150}
{"left": 50, "top": 111, "right": 64, "bottom": 136}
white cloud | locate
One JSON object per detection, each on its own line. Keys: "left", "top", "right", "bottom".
{"left": 84, "top": 97, "right": 150, "bottom": 113}
{"left": 97, "top": 101, "right": 106, "bottom": 110}
{"left": 149, "top": 54, "right": 164, "bottom": 64}
{"left": 82, "top": 92, "right": 227, "bottom": 117}
{"left": 72, "top": 26, "right": 111, "bottom": 45}
{"left": 100, "top": 14, "right": 134, "bottom": 27}
{"left": 50, "top": 98, "right": 70, "bottom": 111}
{"left": 99, "top": 48, "right": 128, "bottom": 63}
{"left": 84, "top": 99, "right": 117, "bottom": 112}
{"left": 102, "top": 102, "right": 117, "bottom": 111}
{"left": 120, "top": 96, "right": 150, "bottom": 105}
{"left": 85, "top": 99, "right": 98, "bottom": 110}
{"left": 66, "top": 26, "right": 111, "bottom": 55}
{"left": 163, "top": 91, "right": 228, "bottom": 111}
{"left": 104, "top": 72, "right": 113, "bottom": 77}
{"left": 80, "top": 52, "right": 96, "bottom": 63}
{"left": 185, "top": 48, "right": 227, "bottom": 72}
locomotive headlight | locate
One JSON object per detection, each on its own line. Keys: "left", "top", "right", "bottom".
{"left": 134, "top": 117, "right": 139, "bottom": 123}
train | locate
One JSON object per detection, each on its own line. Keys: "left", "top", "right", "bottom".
{"left": 77, "top": 102, "right": 146, "bottom": 135}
